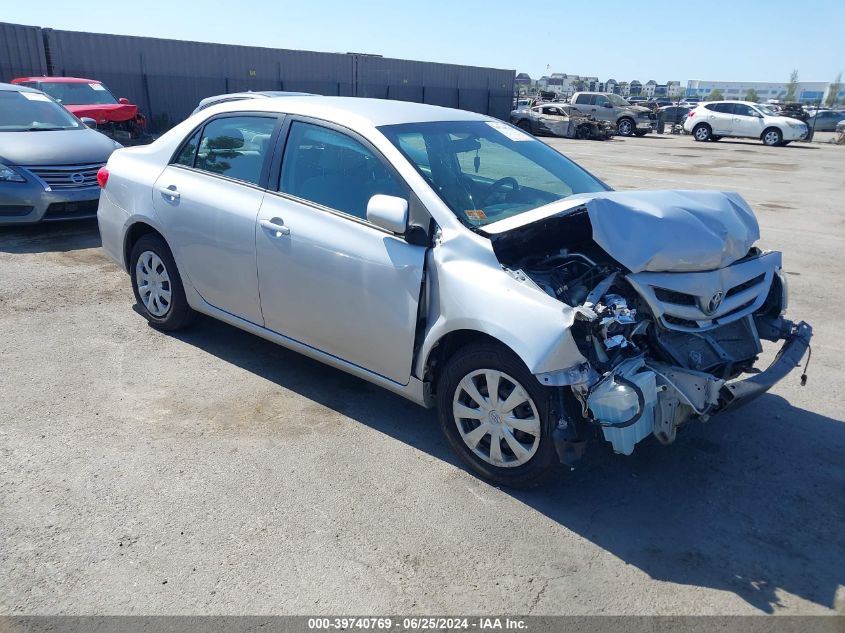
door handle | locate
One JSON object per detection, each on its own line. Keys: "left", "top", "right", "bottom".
{"left": 260, "top": 218, "right": 291, "bottom": 237}
{"left": 158, "top": 185, "right": 179, "bottom": 200}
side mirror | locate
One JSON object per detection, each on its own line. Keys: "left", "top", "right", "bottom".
{"left": 367, "top": 194, "right": 408, "bottom": 234}
{"left": 80, "top": 117, "right": 97, "bottom": 129}
{"left": 118, "top": 98, "right": 130, "bottom": 105}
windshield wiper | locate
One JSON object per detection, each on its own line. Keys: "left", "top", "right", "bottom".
{"left": 25, "top": 127, "right": 67, "bottom": 131}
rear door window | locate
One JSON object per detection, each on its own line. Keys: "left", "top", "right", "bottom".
{"left": 191, "top": 116, "right": 277, "bottom": 185}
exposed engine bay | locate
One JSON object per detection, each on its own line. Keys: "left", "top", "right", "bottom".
{"left": 489, "top": 199, "right": 811, "bottom": 459}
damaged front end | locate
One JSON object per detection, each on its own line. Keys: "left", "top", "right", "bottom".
{"left": 486, "top": 190, "right": 812, "bottom": 463}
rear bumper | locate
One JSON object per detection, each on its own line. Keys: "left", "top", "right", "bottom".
{"left": 718, "top": 320, "right": 812, "bottom": 411}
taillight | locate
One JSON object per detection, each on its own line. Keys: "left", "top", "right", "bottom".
{"left": 97, "top": 166, "right": 109, "bottom": 188}
{"left": 688, "top": 111, "right": 696, "bottom": 117}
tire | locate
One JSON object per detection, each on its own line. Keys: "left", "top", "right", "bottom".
{"left": 762, "top": 127, "right": 783, "bottom": 146}
{"left": 616, "top": 117, "right": 635, "bottom": 136}
{"left": 710, "top": 135, "right": 723, "bottom": 141}
{"left": 516, "top": 119, "right": 533, "bottom": 134}
{"left": 437, "top": 343, "right": 559, "bottom": 488}
{"left": 129, "top": 233, "right": 195, "bottom": 331}
{"left": 692, "top": 123, "right": 712, "bottom": 142}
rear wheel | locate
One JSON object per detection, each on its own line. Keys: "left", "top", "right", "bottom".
{"left": 692, "top": 123, "right": 712, "bottom": 142}
{"left": 129, "top": 234, "right": 195, "bottom": 331}
{"left": 762, "top": 127, "right": 783, "bottom": 146}
{"left": 617, "top": 117, "right": 635, "bottom": 136}
{"left": 437, "top": 343, "right": 559, "bottom": 488}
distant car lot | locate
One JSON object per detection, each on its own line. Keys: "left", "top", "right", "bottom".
{"left": 1, "top": 133, "right": 843, "bottom": 616}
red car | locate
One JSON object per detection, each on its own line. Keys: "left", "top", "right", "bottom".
{"left": 10, "top": 76, "right": 146, "bottom": 140}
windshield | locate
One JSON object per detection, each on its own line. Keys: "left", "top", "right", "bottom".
{"left": 608, "top": 94, "right": 631, "bottom": 107}
{"left": 0, "top": 91, "right": 82, "bottom": 131}
{"left": 379, "top": 120, "right": 607, "bottom": 227}
{"left": 754, "top": 104, "right": 779, "bottom": 116}
{"left": 36, "top": 81, "right": 118, "bottom": 106}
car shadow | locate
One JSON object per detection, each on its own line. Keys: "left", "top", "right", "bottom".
{"left": 167, "top": 314, "right": 844, "bottom": 614}
{"left": 0, "top": 219, "right": 101, "bottom": 254}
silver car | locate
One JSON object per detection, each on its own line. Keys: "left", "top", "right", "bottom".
{"left": 97, "top": 97, "right": 811, "bottom": 487}
{"left": 0, "top": 82, "right": 121, "bottom": 225}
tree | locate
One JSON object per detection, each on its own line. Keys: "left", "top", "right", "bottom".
{"left": 708, "top": 89, "right": 724, "bottom": 101}
{"left": 826, "top": 72, "right": 842, "bottom": 107}
{"left": 785, "top": 69, "right": 799, "bottom": 102}
{"left": 744, "top": 88, "right": 759, "bottom": 102}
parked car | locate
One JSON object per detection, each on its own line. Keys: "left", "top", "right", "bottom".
{"left": 684, "top": 101, "right": 808, "bottom": 146}
{"left": 191, "top": 91, "right": 316, "bottom": 116}
{"left": 97, "top": 97, "right": 811, "bottom": 487}
{"left": 569, "top": 92, "right": 655, "bottom": 136}
{"left": 807, "top": 110, "right": 845, "bottom": 132}
{"left": 657, "top": 105, "right": 691, "bottom": 126}
{"left": 511, "top": 103, "right": 575, "bottom": 134}
{"left": 510, "top": 104, "right": 614, "bottom": 140}
{"left": 11, "top": 76, "right": 147, "bottom": 140}
{"left": 0, "top": 82, "right": 121, "bottom": 225}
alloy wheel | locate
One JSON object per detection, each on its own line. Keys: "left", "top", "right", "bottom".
{"left": 135, "top": 250, "right": 172, "bottom": 317}
{"left": 452, "top": 369, "right": 541, "bottom": 468}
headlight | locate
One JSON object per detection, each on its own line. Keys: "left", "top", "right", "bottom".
{"left": 786, "top": 121, "right": 805, "bottom": 129}
{"left": 0, "top": 163, "right": 26, "bottom": 183}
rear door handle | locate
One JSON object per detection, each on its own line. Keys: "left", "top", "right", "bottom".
{"left": 260, "top": 218, "right": 291, "bottom": 237}
{"left": 158, "top": 185, "right": 179, "bottom": 200}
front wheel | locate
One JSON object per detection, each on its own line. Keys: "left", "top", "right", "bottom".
{"left": 616, "top": 118, "right": 635, "bottom": 136}
{"left": 437, "top": 343, "right": 559, "bottom": 488}
{"left": 516, "top": 119, "right": 533, "bottom": 134}
{"left": 762, "top": 127, "right": 783, "bottom": 146}
{"left": 130, "top": 234, "right": 195, "bottom": 331}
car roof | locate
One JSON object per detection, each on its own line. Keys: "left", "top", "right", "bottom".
{"left": 0, "top": 81, "right": 41, "bottom": 93}
{"left": 13, "top": 76, "right": 101, "bottom": 83}
{"left": 197, "top": 91, "right": 314, "bottom": 108}
{"left": 202, "top": 96, "right": 490, "bottom": 127}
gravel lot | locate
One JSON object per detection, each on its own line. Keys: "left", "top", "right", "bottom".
{"left": 1, "top": 133, "right": 843, "bottom": 616}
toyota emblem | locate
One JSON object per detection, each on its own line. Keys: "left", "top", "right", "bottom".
{"left": 705, "top": 291, "right": 724, "bottom": 315}
{"left": 69, "top": 173, "right": 85, "bottom": 184}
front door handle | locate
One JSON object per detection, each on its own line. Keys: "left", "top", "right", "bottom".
{"left": 260, "top": 218, "right": 291, "bottom": 237}
{"left": 158, "top": 185, "right": 179, "bottom": 200}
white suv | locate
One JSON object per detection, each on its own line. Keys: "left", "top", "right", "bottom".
{"left": 684, "top": 101, "right": 808, "bottom": 146}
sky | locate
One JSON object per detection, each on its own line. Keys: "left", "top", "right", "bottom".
{"left": 3, "top": 0, "right": 844, "bottom": 84}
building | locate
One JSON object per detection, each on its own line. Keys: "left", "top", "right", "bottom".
{"left": 685, "top": 79, "right": 839, "bottom": 103}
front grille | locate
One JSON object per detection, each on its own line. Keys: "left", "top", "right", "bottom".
{"left": 23, "top": 163, "right": 103, "bottom": 190}
{"left": 43, "top": 199, "right": 99, "bottom": 221}
{"left": 654, "top": 287, "right": 696, "bottom": 306}
{"left": 626, "top": 252, "right": 781, "bottom": 333}
{"left": 727, "top": 273, "right": 766, "bottom": 298}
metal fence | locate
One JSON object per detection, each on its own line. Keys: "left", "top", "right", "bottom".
{"left": 1, "top": 23, "right": 514, "bottom": 129}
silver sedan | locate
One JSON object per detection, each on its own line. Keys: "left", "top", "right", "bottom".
{"left": 97, "top": 97, "right": 811, "bottom": 486}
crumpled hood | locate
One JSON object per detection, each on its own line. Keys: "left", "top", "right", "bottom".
{"left": 583, "top": 190, "right": 760, "bottom": 272}
{"left": 484, "top": 189, "right": 760, "bottom": 273}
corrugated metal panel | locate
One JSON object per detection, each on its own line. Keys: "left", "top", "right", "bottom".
{"left": 2, "top": 22, "right": 514, "bottom": 126}
{"left": 45, "top": 29, "right": 354, "bottom": 83}
{"left": 0, "top": 22, "right": 47, "bottom": 81}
